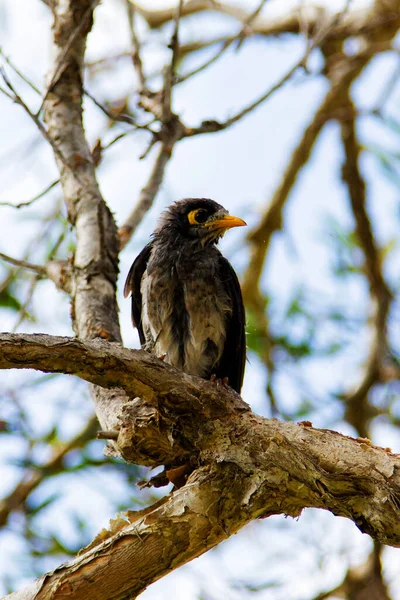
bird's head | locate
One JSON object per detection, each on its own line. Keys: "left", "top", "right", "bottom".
{"left": 154, "top": 198, "right": 246, "bottom": 246}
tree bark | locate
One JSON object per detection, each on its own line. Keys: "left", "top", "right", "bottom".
{"left": 3, "top": 332, "right": 400, "bottom": 598}
{"left": 2, "top": 332, "right": 400, "bottom": 534}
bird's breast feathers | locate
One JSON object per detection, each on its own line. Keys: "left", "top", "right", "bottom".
{"left": 141, "top": 254, "right": 232, "bottom": 378}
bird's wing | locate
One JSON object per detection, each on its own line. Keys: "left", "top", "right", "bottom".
{"left": 123, "top": 242, "right": 152, "bottom": 346}
{"left": 216, "top": 255, "right": 246, "bottom": 394}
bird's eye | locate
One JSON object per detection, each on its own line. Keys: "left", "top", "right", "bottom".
{"left": 194, "top": 209, "right": 209, "bottom": 223}
{"left": 188, "top": 208, "right": 209, "bottom": 225}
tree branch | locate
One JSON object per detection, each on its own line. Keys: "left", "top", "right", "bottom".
{"left": 242, "top": 0, "right": 400, "bottom": 317}
{"left": 339, "top": 85, "right": 393, "bottom": 437}
{"left": 1, "top": 332, "right": 400, "bottom": 551}
{"left": 118, "top": 140, "right": 176, "bottom": 249}
{"left": 125, "top": 0, "right": 146, "bottom": 93}
{"left": 0, "top": 179, "right": 60, "bottom": 209}
{"left": 43, "top": 0, "right": 121, "bottom": 344}
{"left": 41, "top": 0, "right": 128, "bottom": 438}
{"left": 130, "top": 1, "right": 400, "bottom": 41}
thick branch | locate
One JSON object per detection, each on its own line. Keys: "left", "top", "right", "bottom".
{"left": 41, "top": 0, "right": 128, "bottom": 436}
{"left": 1, "top": 332, "right": 400, "bottom": 552}
{"left": 43, "top": 0, "right": 121, "bottom": 344}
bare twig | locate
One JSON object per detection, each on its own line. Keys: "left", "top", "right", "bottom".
{"left": 374, "top": 55, "right": 400, "bottom": 111}
{"left": 187, "top": 30, "right": 323, "bottom": 138}
{"left": 0, "top": 252, "right": 45, "bottom": 276}
{"left": 111, "top": 2, "right": 185, "bottom": 242}
{"left": 175, "top": 0, "right": 269, "bottom": 86}
{"left": 118, "top": 141, "right": 175, "bottom": 249}
{"left": 0, "top": 179, "right": 60, "bottom": 209}
{"left": 85, "top": 51, "right": 132, "bottom": 71}
{"left": 175, "top": 39, "right": 233, "bottom": 85}
{"left": 12, "top": 275, "right": 40, "bottom": 331}
{"left": 101, "top": 130, "right": 137, "bottom": 151}
{"left": 236, "top": 0, "right": 269, "bottom": 50}
{"left": 125, "top": 0, "right": 146, "bottom": 92}
{"left": 162, "top": 0, "right": 184, "bottom": 121}
{"left": 84, "top": 87, "right": 156, "bottom": 132}
{"left": 130, "top": 0, "right": 252, "bottom": 29}
{"left": 187, "top": 6, "right": 358, "bottom": 137}
{"left": 0, "top": 50, "right": 41, "bottom": 95}
{"left": 0, "top": 67, "right": 66, "bottom": 167}
{"left": 242, "top": 11, "right": 399, "bottom": 315}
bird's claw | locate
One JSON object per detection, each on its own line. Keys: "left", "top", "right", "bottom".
{"left": 210, "top": 374, "right": 229, "bottom": 387}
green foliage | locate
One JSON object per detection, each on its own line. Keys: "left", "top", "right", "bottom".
{"left": 0, "top": 286, "right": 22, "bottom": 312}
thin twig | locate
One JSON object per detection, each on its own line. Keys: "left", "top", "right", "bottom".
{"left": 0, "top": 179, "right": 60, "bottom": 209}
{"left": 85, "top": 51, "right": 132, "bottom": 71}
{"left": 139, "top": 135, "right": 158, "bottom": 160}
{"left": 0, "top": 67, "right": 66, "bottom": 166}
{"left": 0, "top": 252, "right": 45, "bottom": 276}
{"left": 175, "top": 1, "right": 269, "bottom": 86}
{"left": 12, "top": 275, "right": 40, "bottom": 331}
{"left": 0, "top": 50, "right": 41, "bottom": 95}
{"left": 102, "top": 130, "right": 138, "bottom": 151}
{"left": 187, "top": 51, "right": 310, "bottom": 137}
{"left": 374, "top": 55, "right": 400, "bottom": 112}
{"left": 118, "top": 141, "right": 174, "bottom": 249}
{"left": 236, "top": 0, "right": 269, "bottom": 50}
{"left": 175, "top": 39, "right": 233, "bottom": 85}
{"left": 188, "top": 7, "right": 358, "bottom": 136}
{"left": 162, "top": 0, "right": 184, "bottom": 121}
{"left": 84, "top": 87, "right": 156, "bottom": 132}
{"left": 125, "top": 0, "right": 146, "bottom": 92}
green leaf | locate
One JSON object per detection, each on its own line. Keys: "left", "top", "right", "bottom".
{"left": 0, "top": 287, "right": 22, "bottom": 311}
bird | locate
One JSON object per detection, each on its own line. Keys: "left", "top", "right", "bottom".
{"left": 124, "top": 198, "right": 246, "bottom": 394}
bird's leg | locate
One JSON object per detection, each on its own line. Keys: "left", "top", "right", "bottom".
{"left": 158, "top": 353, "right": 167, "bottom": 361}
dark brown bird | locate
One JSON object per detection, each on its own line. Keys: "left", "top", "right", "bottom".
{"left": 124, "top": 198, "right": 246, "bottom": 393}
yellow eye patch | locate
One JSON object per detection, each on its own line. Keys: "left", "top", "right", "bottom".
{"left": 187, "top": 209, "right": 198, "bottom": 225}
{"left": 187, "top": 208, "right": 209, "bottom": 225}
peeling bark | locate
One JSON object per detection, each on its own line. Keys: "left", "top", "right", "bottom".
{"left": 1, "top": 332, "right": 400, "bottom": 560}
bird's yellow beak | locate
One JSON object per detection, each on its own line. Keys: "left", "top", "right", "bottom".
{"left": 205, "top": 214, "right": 247, "bottom": 230}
